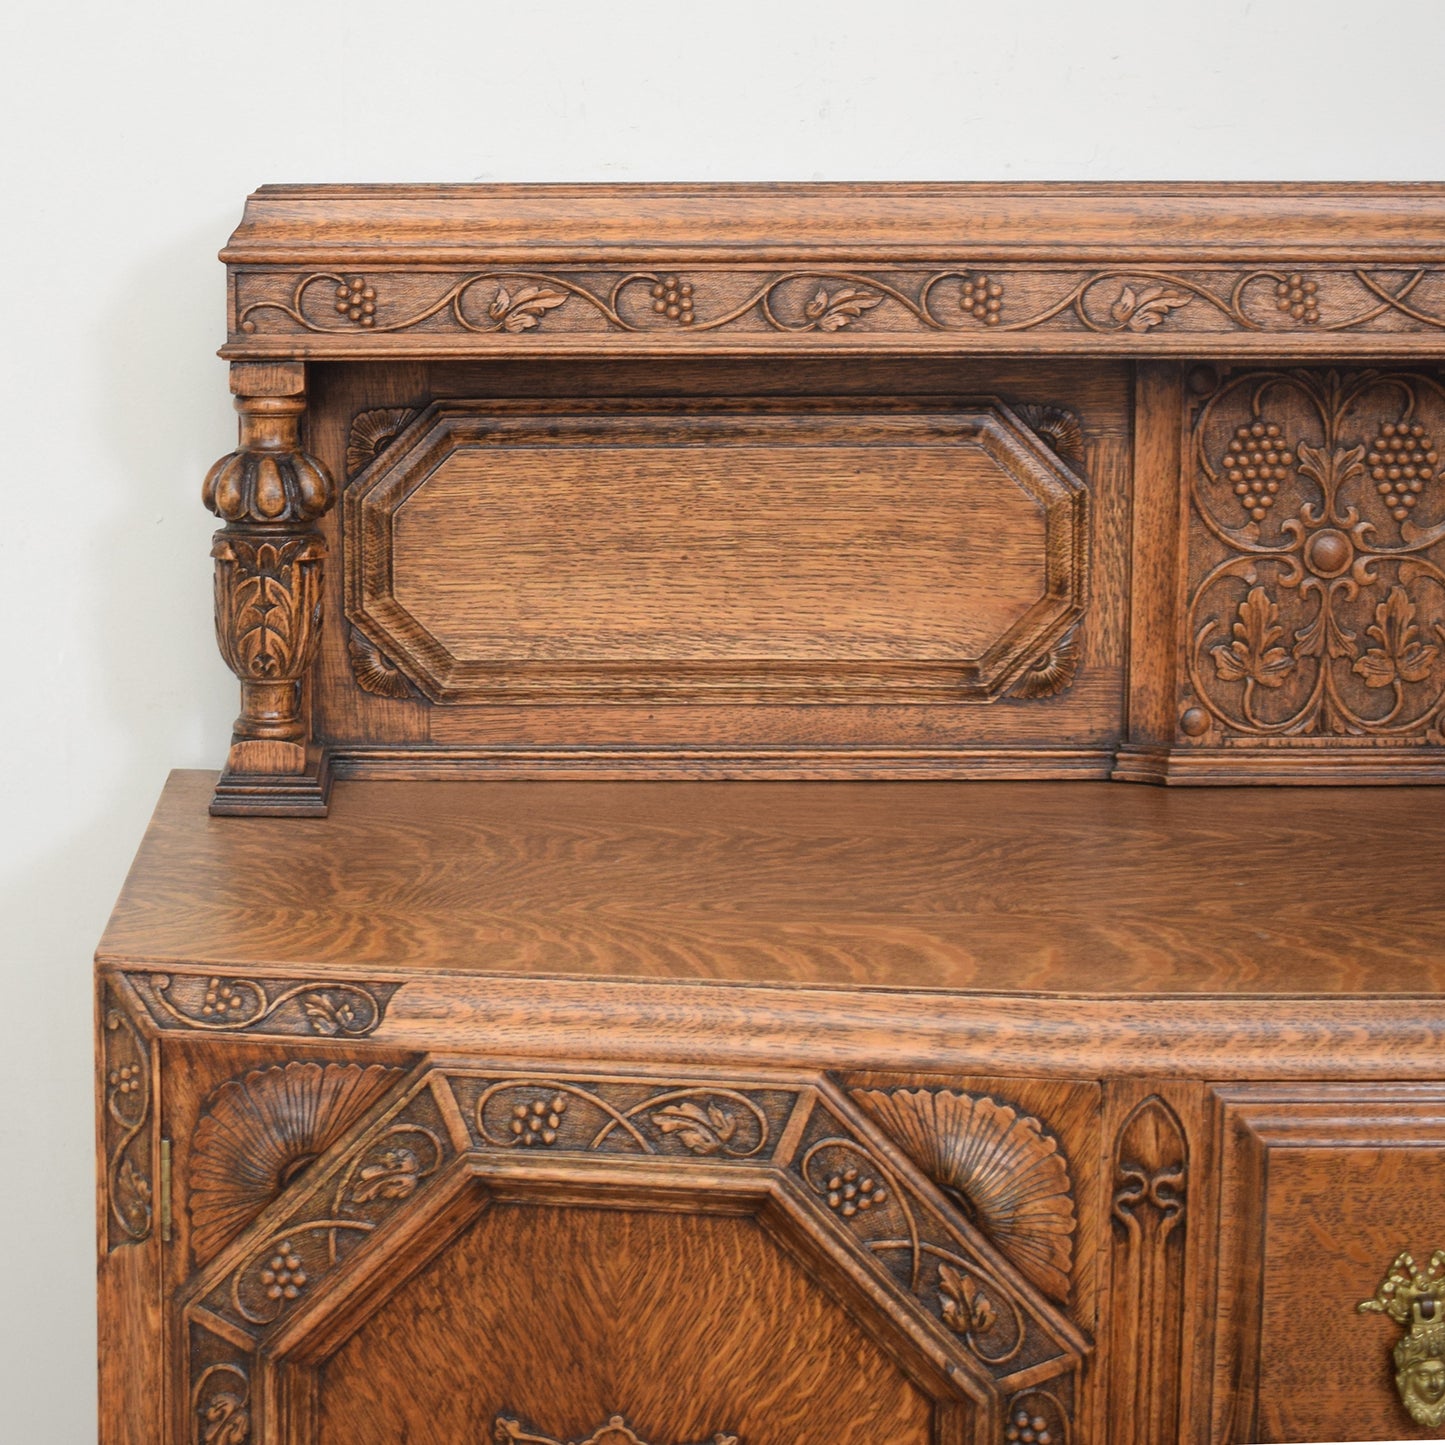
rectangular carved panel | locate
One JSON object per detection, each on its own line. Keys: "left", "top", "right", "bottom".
{"left": 1165, "top": 366, "right": 1445, "bottom": 781}
{"left": 346, "top": 399, "right": 1088, "bottom": 706}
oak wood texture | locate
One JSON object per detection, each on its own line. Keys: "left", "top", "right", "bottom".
{"left": 100, "top": 185, "right": 1445, "bottom": 1445}
{"left": 345, "top": 398, "right": 1086, "bottom": 705}
{"left": 220, "top": 183, "right": 1445, "bottom": 361}
{"left": 98, "top": 771, "right": 1445, "bottom": 1443}
{"left": 201, "top": 183, "right": 1445, "bottom": 808}
{"left": 102, "top": 771, "right": 1445, "bottom": 998}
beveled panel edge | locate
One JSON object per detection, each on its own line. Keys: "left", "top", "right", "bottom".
{"left": 344, "top": 397, "right": 1090, "bottom": 707}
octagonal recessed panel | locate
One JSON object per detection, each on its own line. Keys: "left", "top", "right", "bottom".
{"left": 345, "top": 400, "right": 1088, "bottom": 704}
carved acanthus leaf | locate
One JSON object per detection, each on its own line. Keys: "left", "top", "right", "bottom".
{"left": 1211, "top": 587, "right": 1294, "bottom": 687}
{"left": 1354, "top": 586, "right": 1439, "bottom": 688}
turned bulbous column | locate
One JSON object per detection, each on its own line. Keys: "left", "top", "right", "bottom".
{"left": 203, "top": 363, "right": 336, "bottom": 815}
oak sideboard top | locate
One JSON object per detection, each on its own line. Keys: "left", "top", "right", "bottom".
{"left": 100, "top": 769, "right": 1443, "bottom": 997}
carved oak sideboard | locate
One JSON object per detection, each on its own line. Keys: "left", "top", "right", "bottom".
{"left": 97, "top": 185, "right": 1445, "bottom": 1444}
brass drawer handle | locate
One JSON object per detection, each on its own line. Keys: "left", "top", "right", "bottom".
{"left": 1359, "top": 1250, "right": 1445, "bottom": 1428}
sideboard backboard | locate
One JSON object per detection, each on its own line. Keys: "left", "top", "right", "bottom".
{"left": 202, "top": 183, "right": 1445, "bottom": 812}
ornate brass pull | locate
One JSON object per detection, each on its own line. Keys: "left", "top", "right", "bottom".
{"left": 1359, "top": 1250, "right": 1445, "bottom": 1428}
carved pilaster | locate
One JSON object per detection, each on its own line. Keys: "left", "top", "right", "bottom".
{"left": 1107, "top": 1096, "right": 1188, "bottom": 1445}
{"left": 203, "top": 362, "right": 335, "bottom": 815}
{"left": 100, "top": 982, "right": 154, "bottom": 1250}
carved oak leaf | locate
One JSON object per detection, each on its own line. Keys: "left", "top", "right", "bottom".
{"left": 938, "top": 1262, "right": 996, "bottom": 1335}
{"left": 352, "top": 1147, "right": 421, "bottom": 1203}
{"left": 301, "top": 992, "right": 360, "bottom": 1035}
{"left": 1110, "top": 284, "right": 1192, "bottom": 332}
{"left": 1354, "top": 586, "right": 1440, "bottom": 688}
{"left": 804, "top": 286, "right": 883, "bottom": 331}
{"left": 1212, "top": 586, "right": 1295, "bottom": 687}
{"left": 488, "top": 284, "right": 568, "bottom": 333}
{"left": 651, "top": 1101, "right": 737, "bottom": 1155}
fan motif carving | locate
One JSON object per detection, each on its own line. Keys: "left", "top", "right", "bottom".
{"left": 189, "top": 1061, "right": 401, "bottom": 1262}
{"left": 853, "top": 1087, "right": 1076, "bottom": 1303}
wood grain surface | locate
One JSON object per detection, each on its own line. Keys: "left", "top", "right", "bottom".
{"left": 100, "top": 770, "right": 1445, "bottom": 997}
{"left": 316, "top": 1202, "right": 938, "bottom": 1444}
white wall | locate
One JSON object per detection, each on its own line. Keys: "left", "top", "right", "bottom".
{"left": 3, "top": 0, "right": 1442, "bottom": 1436}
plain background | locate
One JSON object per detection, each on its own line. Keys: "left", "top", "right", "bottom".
{"left": 4, "top": 0, "right": 1445, "bottom": 1437}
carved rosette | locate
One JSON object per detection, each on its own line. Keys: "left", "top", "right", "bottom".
{"left": 1184, "top": 369, "right": 1445, "bottom": 746}
{"left": 101, "top": 986, "right": 154, "bottom": 1250}
{"left": 1107, "top": 1097, "right": 1188, "bottom": 1445}
{"left": 346, "top": 406, "right": 417, "bottom": 478}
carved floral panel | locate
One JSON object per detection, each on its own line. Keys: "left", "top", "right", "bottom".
{"left": 1183, "top": 369, "right": 1445, "bottom": 747}
{"left": 129, "top": 971, "right": 400, "bottom": 1038}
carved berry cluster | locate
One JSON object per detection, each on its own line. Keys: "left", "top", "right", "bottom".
{"left": 650, "top": 275, "right": 695, "bottom": 324}
{"left": 1274, "top": 273, "right": 1320, "bottom": 323}
{"left": 1005, "top": 1408, "right": 1054, "bottom": 1445}
{"left": 1369, "top": 420, "right": 1437, "bottom": 521}
{"left": 201, "top": 979, "right": 249, "bottom": 1019}
{"left": 511, "top": 1095, "right": 567, "bottom": 1146}
{"left": 259, "top": 1241, "right": 307, "bottom": 1301}
{"left": 961, "top": 273, "right": 1004, "bottom": 325}
{"left": 1223, "top": 421, "right": 1294, "bottom": 522}
{"left": 335, "top": 276, "right": 377, "bottom": 326}
{"left": 108, "top": 1062, "right": 142, "bottom": 1096}
{"left": 824, "top": 1166, "right": 887, "bottom": 1217}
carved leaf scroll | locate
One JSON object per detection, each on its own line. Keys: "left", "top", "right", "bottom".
{"left": 236, "top": 264, "right": 1445, "bottom": 343}
{"left": 102, "top": 989, "right": 153, "bottom": 1249}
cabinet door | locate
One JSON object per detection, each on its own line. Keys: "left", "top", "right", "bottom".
{"left": 1211, "top": 1085, "right": 1445, "bottom": 1442}
{"left": 179, "top": 1063, "right": 1085, "bottom": 1445}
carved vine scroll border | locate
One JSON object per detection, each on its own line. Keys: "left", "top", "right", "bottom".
{"left": 234, "top": 266, "right": 1445, "bottom": 340}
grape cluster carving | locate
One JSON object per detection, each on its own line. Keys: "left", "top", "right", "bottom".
{"left": 1222, "top": 421, "right": 1295, "bottom": 522}
{"left": 1369, "top": 421, "right": 1437, "bottom": 522}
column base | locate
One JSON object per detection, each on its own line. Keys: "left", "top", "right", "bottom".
{"left": 209, "top": 743, "right": 333, "bottom": 816}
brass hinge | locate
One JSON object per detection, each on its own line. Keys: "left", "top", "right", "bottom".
{"left": 160, "top": 1138, "right": 173, "bottom": 1243}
